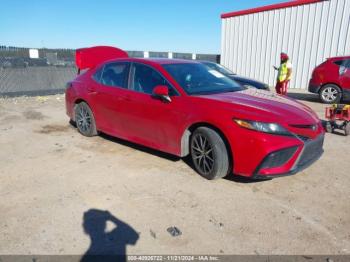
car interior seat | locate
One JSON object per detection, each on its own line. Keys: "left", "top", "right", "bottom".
{"left": 134, "top": 67, "right": 155, "bottom": 94}
{"left": 102, "top": 67, "right": 125, "bottom": 87}
{"left": 102, "top": 68, "right": 117, "bottom": 86}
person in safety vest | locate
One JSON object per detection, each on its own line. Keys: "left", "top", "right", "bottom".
{"left": 274, "top": 53, "right": 292, "bottom": 95}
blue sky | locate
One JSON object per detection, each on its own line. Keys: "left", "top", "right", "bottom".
{"left": 0, "top": 0, "right": 288, "bottom": 54}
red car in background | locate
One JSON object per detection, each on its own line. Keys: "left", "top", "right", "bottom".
{"left": 66, "top": 46, "right": 324, "bottom": 180}
{"left": 309, "top": 56, "right": 350, "bottom": 104}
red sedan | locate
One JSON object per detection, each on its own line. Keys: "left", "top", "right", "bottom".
{"left": 66, "top": 46, "right": 324, "bottom": 180}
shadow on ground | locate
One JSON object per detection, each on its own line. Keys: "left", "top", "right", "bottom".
{"left": 80, "top": 209, "right": 139, "bottom": 262}
{"left": 101, "top": 132, "right": 264, "bottom": 183}
{"left": 224, "top": 173, "right": 271, "bottom": 183}
{"left": 287, "top": 92, "right": 320, "bottom": 103}
{"left": 71, "top": 123, "right": 270, "bottom": 184}
{"left": 288, "top": 92, "right": 350, "bottom": 104}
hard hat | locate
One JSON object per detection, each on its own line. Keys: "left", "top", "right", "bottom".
{"left": 281, "top": 52, "right": 289, "bottom": 60}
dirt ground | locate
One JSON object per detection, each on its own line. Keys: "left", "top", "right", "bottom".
{"left": 0, "top": 90, "right": 349, "bottom": 256}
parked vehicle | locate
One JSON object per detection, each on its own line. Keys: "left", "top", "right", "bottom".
{"left": 325, "top": 104, "right": 350, "bottom": 136}
{"left": 0, "top": 57, "right": 28, "bottom": 68}
{"left": 66, "top": 46, "right": 324, "bottom": 180}
{"left": 309, "top": 56, "right": 350, "bottom": 104}
{"left": 200, "top": 61, "right": 270, "bottom": 90}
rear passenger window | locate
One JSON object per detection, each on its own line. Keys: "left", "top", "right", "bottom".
{"left": 334, "top": 59, "right": 350, "bottom": 68}
{"left": 100, "top": 62, "right": 130, "bottom": 88}
{"left": 92, "top": 67, "right": 103, "bottom": 82}
{"left": 344, "top": 60, "right": 350, "bottom": 69}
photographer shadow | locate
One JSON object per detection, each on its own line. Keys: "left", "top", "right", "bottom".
{"left": 81, "top": 209, "right": 139, "bottom": 262}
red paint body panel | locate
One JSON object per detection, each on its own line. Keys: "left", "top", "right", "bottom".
{"left": 76, "top": 46, "right": 128, "bottom": 70}
{"left": 66, "top": 47, "right": 325, "bottom": 178}
{"left": 221, "top": 0, "right": 323, "bottom": 19}
{"left": 309, "top": 56, "right": 350, "bottom": 93}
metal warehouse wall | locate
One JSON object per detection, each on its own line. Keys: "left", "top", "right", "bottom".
{"left": 221, "top": 0, "right": 350, "bottom": 89}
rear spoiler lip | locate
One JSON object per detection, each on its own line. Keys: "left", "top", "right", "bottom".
{"left": 75, "top": 46, "right": 128, "bottom": 74}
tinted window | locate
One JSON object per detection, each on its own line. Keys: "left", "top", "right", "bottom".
{"left": 203, "top": 62, "right": 235, "bottom": 75}
{"left": 334, "top": 60, "right": 343, "bottom": 66}
{"left": 92, "top": 67, "right": 103, "bottom": 82}
{"left": 344, "top": 60, "right": 350, "bottom": 69}
{"left": 163, "top": 63, "right": 244, "bottom": 95}
{"left": 334, "top": 59, "right": 350, "bottom": 68}
{"left": 100, "top": 62, "right": 130, "bottom": 88}
{"left": 132, "top": 63, "right": 177, "bottom": 95}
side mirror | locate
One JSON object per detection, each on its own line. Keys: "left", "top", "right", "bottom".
{"left": 152, "top": 85, "right": 171, "bottom": 103}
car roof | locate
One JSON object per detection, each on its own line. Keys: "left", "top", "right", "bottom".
{"left": 327, "top": 56, "right": 350, "bottom": 61}
{"left": 104, "top": 57, "right": 200, "bottom": 65}
{"left": 145, "top": 58, "right": 199, "bottom": 64}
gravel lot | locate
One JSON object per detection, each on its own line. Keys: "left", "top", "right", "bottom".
{"left": 0, "top": 91, "right": 349, "bottom": 257}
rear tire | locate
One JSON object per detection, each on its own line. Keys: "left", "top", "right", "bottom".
{"left": 319, "top": 84, "right": 342, "bottom": 104}
{"left": 190, "top": 127, "right": 230, "bottom": 180}
{"left": 75, "top": 102, "right": 98, "bottom": 137}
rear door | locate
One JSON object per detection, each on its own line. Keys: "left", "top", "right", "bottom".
{"left": 90, "top": 62, "right": 131, "bottom": 136}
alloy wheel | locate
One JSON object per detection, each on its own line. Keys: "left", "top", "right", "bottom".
{"left": 191, "top": 133, "right": 215, "bottom": 175}
{"left": 76, "top": 105, "right": 92, "bottom": 133}
{"left": 321, "top": 87, "right": 339, "bottom": 103}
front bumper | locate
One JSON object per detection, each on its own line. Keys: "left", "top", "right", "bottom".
{"left": 253, "top": 134, "right": 324, "bottom": 179}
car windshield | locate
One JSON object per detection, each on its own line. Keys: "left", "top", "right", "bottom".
{"left": 163, "top": 63, "right": 245, "bottom": 95}
{"left": 203, "top": 62, "right": 235, "bottom": 75}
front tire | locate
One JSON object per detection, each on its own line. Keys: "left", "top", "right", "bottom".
{"left": 190, "top": 127, "right": 230, "bottom": 180}
{"left": 319, "top": 84, "right": 342, "bottom": 104}
{"left": 75, "top": 102, "right": 98, "bottom": 137}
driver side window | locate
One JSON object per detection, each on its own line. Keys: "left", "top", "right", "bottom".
{"left": 131, "top": 63, "right": 178, "bottom": 96}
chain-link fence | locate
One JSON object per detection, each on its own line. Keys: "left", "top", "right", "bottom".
{"left": 0, "top": 46, "right": 220, "bottom": 97}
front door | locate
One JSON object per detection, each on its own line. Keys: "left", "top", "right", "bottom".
{"left": 119, "top": 62, "right": 186, "bottom": 155}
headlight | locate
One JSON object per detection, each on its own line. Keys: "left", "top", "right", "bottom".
{"left": 234, "top": 119, "right": 292, "bottom": 136}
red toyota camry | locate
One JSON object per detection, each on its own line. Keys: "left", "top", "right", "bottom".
{"left": 66, "top": 46, "right": 324, "bottom": 180}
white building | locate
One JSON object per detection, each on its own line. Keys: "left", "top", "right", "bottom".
{"left": 221, "top": 0, "right": 350, "bottom": 89}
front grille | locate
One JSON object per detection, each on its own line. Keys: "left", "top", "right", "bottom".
{"left": 296, "top": 134, "right": 324, "bottom": 168}
{"left": 259, "top": 146, "right": 299, "bottom": 170}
